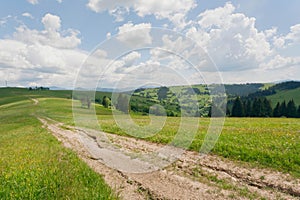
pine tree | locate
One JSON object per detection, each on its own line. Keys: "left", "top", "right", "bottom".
{"left": 273, "top": 102, "right": 281, "bottom": 117}
{"left": 231, "top": 97, "right": 245, "bottom": 117}
{"left": 262, "top": 98, "right": 272, "bottom": 117}
{"left": 280, "top": 101, "right": 287, "bottom": 117}
{"left": 286, "top": 99, "right": 297, "bottom": 118}
{"left": 251, "top": 98, "right": 262, "bottom": 117}
{"left": 245, "top": 100, "right": 252, "bottom": 117}
{"left": 297, "top": 105, "right": 300, "bottom": 118}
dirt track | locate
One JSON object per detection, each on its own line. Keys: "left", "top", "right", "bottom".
{"left": 38, "top": 117, "right": 300, "bottom": 200}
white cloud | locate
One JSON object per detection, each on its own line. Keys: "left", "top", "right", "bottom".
{"left": 86, "top": 0, "right": 196, "bottom": 28}
{"left": 273, "top": 36, "right": 285, "bottom": 48}
{"left": 22, "top": 12, "right": 34, "bottom": 19}
{"left": 27, "top": 0, "right": 39, "bottom": 5}
{"left": 106, "top": 32, "right": 111, "bottom": 39}
{"left": 285, "top": 24, "right": 300, "bottom": 44}
{"left": 56, "top": 0, "right": 63, "bottom": 3}
{"left": 86, "top": 0, "right": 132, "bottom": 13}
{"left": 270, "top": 24, "right": 300, "bottom": 49}
{"left": 122, "top": 51, "right": 141, "bottom": 65}
{"left": 117, "top": 22, "right": 152, "bottom": 47}
{"left": 0, "top": 38, "right": 88, "bottom": 87}
{"left": 42, "top": 13, "right": 61, "bottom": 31}
{"left": 14, "top": 13, "right": 81, "bottom": 49}
{"left": 260, "top": 55, "right": 300, "bottom": 70}
{"left": 186, "top": 2, "right": 273, "bottom": 71}
{"left": 0, "top": 13, "right": 86, "bottom": 87}
{"left": 198, "top": 2, "right": 235, "bottom": 29}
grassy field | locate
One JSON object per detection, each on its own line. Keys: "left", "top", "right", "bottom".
{"left": 37, "top": 98, "right": 300, "bottom": 178}
{"left": 1, "top": 87, "right": 300, "bottom": 199}
{"left": 0, "top": 99, "right": 117, "bottom": 199}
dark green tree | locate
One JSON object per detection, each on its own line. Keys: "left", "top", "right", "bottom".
{"left": 251, "top": 98, "right": 262, "bottom": 117}
{"left": 102, "top": 96, "right": 110, "bottom": 108}
{"left": 245, "top": 100, "right": 252, "bottom": 117}
{"left": 286, "top": 99, "right": 297, "bottom": 118}
{"left": 297, "top": 105, "right": 300, "bottom": 118}
{"left": 273, "top": 102, "right": 281, "bottom": 117}
{"left": 157, "top": 87, "right": 169, "bottom": 101}
{"left": 262, "top": 98, "right": 272, "bottom": 117}
{"left": 231, "top": 97, "right": 245, "bottom": 117}
{"left": 279, "top": 101, "right": 287, "bottom": 117}
{"left": 226, "top": 105, "right": 231, "bottom": 116}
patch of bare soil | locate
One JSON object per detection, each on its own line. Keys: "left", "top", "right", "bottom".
{"left": 31, "top": 98, "right": 39, "bottom": 105}
{"left": 38, "top": 117, "right": 300, "bottom": 200}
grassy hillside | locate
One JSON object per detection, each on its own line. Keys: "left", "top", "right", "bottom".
{"left": 267, "top": 87, "right": 300, "bottom": 106}
{"left": 0, "top": 87, "right": 72, "bottom": 105}
{"left": 1, "top": 86, "right": 300, "bottom": 181}
{"left": 0, "top": 92, "right": 117, "bottom": 199}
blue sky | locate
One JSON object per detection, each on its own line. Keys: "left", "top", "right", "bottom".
{"left": 0, "top": 0, "right": 300, "bottom": 88}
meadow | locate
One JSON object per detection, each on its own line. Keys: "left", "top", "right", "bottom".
{"left": 38, "top": 98, "right": 300, "bottom": 178}
{"left": 1, "top": 88, "right": 299, "bottom": 199}
{"left": 0, "top": 99, "right": 117, "bottom": 199}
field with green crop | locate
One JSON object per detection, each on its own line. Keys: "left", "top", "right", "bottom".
{"left": 0, "top": 98, "right": 117, "bottom": 199}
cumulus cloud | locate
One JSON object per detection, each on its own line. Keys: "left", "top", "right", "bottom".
{"left": 116, "top": 22, "right": 152, "bottom": 47}
{"left": 269, "top": 23, "right": 300, "bottom": 49}
{"left": 186, "top": 2, "right": 273, "bottom": 71}
{"left": 86, "top": 0, "right": 196, "bottom": 28}
{"left": 14, "top": 13, "right": 81, "bottom": 49}
{"left": 285, "top": 24, "right": 300, "bottom": 44}
{"left": 260, "top": 55, "right": 300, "bottom": 70}
{"left": 122, "top": 51, "right": 141, "bottom": 66}
{"left": 0, "top": 13, "right": 86, "bottom": 87}
{"left": 42, "top": 13, "right": 61, "bottom": 31}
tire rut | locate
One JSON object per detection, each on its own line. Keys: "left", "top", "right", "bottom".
{"left": 38, "top": 117, "right": 300, "bottom": 200}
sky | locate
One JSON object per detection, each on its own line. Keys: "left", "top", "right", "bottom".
{"left": 0, "top": 0, "right": 300, "bottom": 88}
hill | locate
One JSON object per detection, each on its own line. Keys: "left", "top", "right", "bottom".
{"left": 129, "top": 81, "right": 300, "bottom": 117}
{"left": 267, "top": 87, "right": 300, "bottom": 106}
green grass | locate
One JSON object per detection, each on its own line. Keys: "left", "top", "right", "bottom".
{"left": 37, "top": 98, "right": 300, "bottom": 178}
{"left": 0, "top": 87, "right": 72, "bottom": 106}
{"left": 0, "top": 100, "right": 117, "bottom": 199}
{"left": 267, "top": 87, "right": 300, "bottom": 106}
{"left": 1, "top": 87, "right": 299, "bottom": 198}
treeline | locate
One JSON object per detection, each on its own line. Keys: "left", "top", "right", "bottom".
{"left": 230, "top": 97, "right": 300, "bottom": 118}
{"left": 28, "top": 86, "right": 50, "bottom": 90}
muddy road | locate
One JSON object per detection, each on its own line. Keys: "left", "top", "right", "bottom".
{"left": 38, "top": 117, "right": 300, "bottom": 200}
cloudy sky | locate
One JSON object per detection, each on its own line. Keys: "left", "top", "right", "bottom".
{"left": 1, "top": 0, "right": 300, "bottom": 88}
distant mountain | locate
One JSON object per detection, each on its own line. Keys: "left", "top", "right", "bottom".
{"left": 49, "top": 86, "right": 69, "bottom": 90}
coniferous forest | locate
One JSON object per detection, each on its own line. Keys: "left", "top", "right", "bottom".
{"left": 229, "top": 97, "right": 300, "bottom": 118}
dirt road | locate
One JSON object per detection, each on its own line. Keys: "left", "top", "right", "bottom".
{"left": 38, "top": 117, "right": 300, "bottom": 200}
